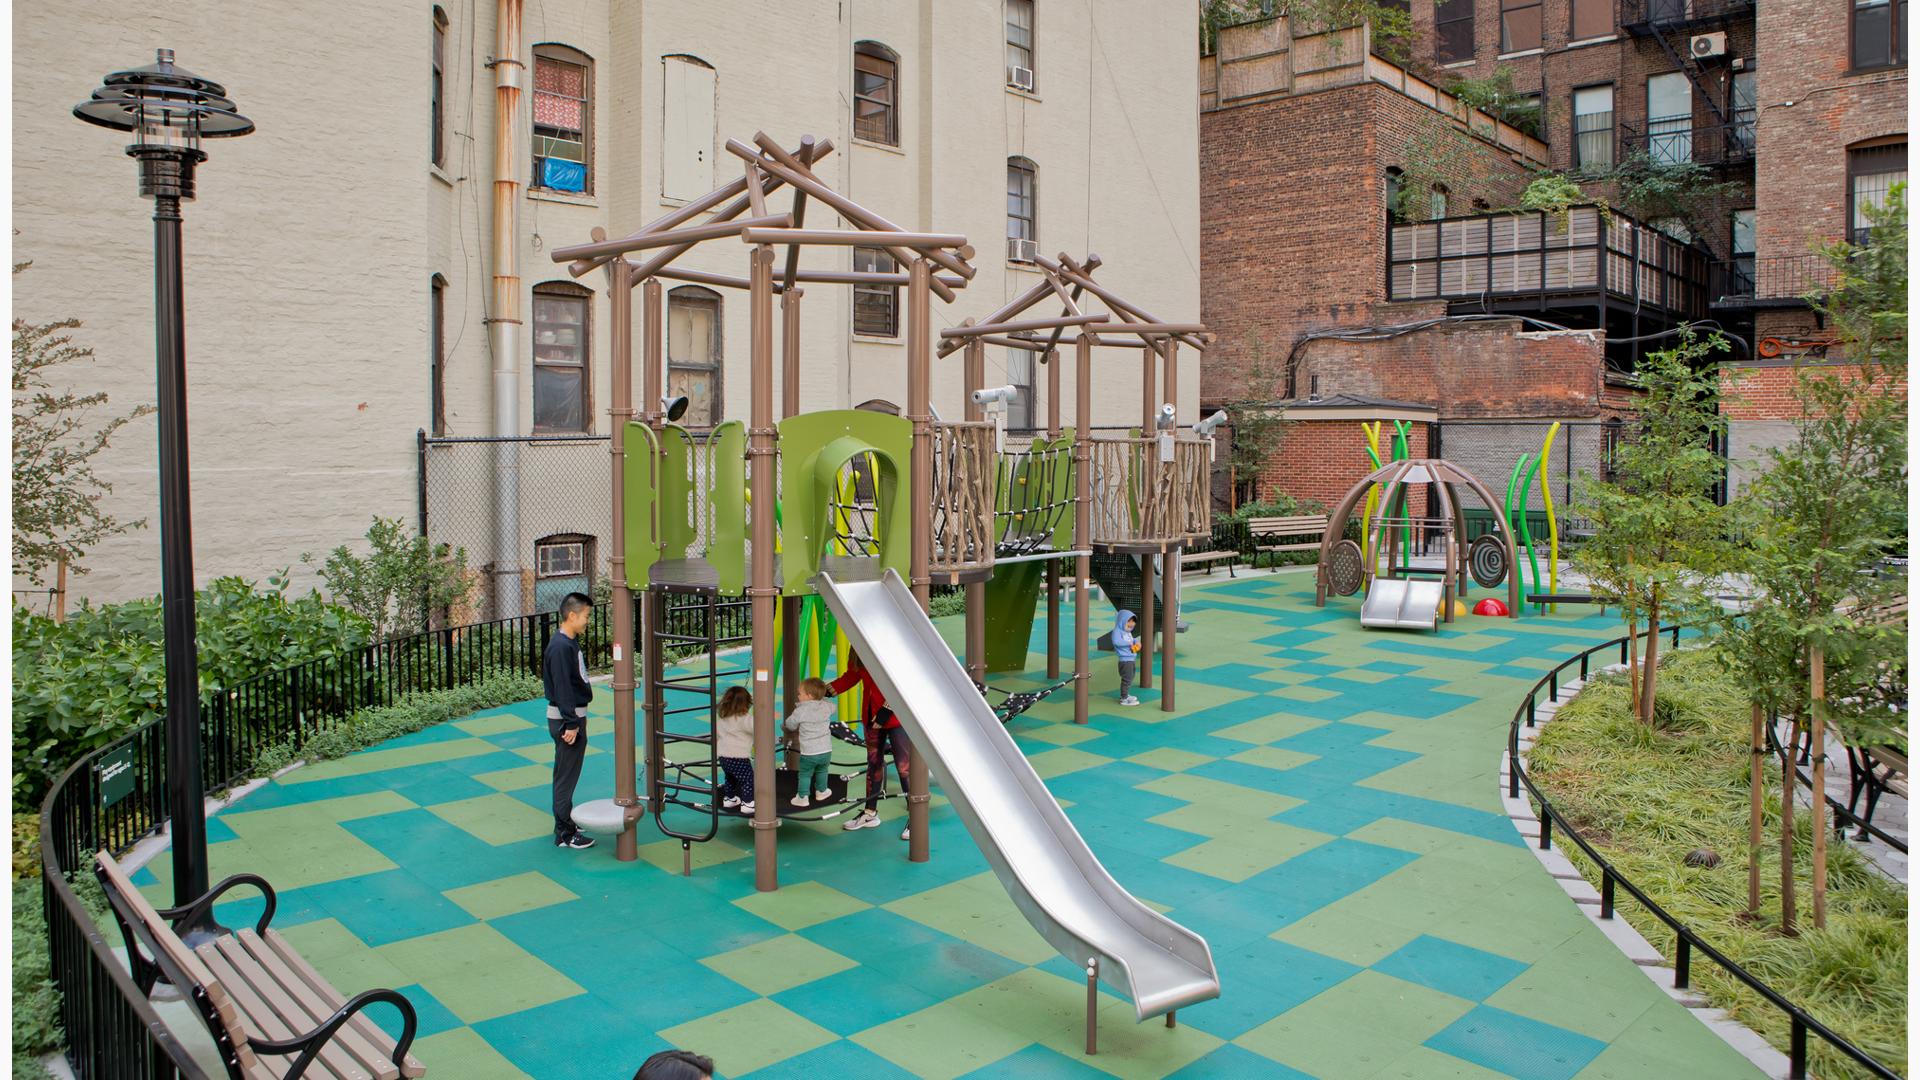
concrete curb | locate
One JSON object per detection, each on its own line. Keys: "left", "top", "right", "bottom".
{"left": 1500, "top": 661, "right": 1793, "bottom": 1080}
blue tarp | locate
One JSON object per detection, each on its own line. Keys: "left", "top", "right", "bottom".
{"left": 541, "top": 157, "right": 586, "bottom": 193}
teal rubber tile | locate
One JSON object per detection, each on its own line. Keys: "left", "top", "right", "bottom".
{"left": 1426, "top": 1004, "right": 1608, "bottom": 1080}
{"left": 1374, "top": 936, "right": 1528, "bottom": 1003}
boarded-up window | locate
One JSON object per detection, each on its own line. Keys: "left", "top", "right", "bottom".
{"left": 662, "top": 56, "right": 716, "bottom": 202}
{"left": 1570, "top": 0, "right": 1611, "bottom": 39}
{"left": 668, "top": 287, "right": 722, "bottom": 427}
{"left": 854, "top": 43, "right": 898, "bottom": 145}
{"left": 533, "top": 283, "right": 590, "bottom": 432}
{"left": 1437, "top": 0, "right": 1475, "bottom": 62}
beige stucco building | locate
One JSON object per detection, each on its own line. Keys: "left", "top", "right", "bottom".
{"left": 12, "top": 0, "right": 1202, "bottom": 609}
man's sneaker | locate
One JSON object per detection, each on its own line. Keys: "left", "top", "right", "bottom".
{"left": 900, "top": 826, "right": 911, "bottom": 841}
{"left": 738, "top": 801, "right": 755, "bottom": 814}
{"left": 722, "top": 796, "right": 741, "bottom": 809}
{"left": 1119, "top": 695, "right": 1140, "bottom": 707}
{"left": 814, "top": 788, "right": 834, "bottom": 801}
{"left": 842, "top": 809, "right": 881, "bottom": 831}
{"left": 790, "top": 795, "right": 810, "bottom": 808}
{"left": 558, "top": 833, "right": 595, "bottom": 849}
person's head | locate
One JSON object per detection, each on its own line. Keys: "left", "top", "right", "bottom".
{"left": 1126, "top": 615, "right": 1137, "bottom": 631}
{"left": 798, "top": 677, "right": 830, "bottom": 702}
{"left": 718, "top": 685, "right": 752, "bottom": 717}
{"left": 559, "top": 592, "right": 593, "bottom": 635}
{"left": 633, "top": 1049, "right": 713, "bottom": 1080}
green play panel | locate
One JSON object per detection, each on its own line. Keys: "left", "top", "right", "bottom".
{"left": 131, "top": 575, "right": 1760, "bottom": 1079}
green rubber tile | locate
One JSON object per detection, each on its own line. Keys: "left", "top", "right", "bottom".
{"left": 408, "top": 1026, "right": 534, "bottom": 1078}
{"left": 375, "top": 923, "right": 583, "bottom": 1025}
{"left": 1125, "top": 747, "right": 1215, "bottom": 773}
{"left": 443, "top": 871, "right": 578, "bottom": 921}
{"left": 508, "top": 740, "right": 604, "bottom": 763}
{"left": 285, "top": 739, "right": 504, "bottom": 782}
{"left": 661, "top": 999, "right": 837, "bottom": 1077}
{"left": 1344, "top": 821, "right": 1527, "bottom": 871}
{"left": 455, "top": 712, "right": 535, "bottom": 736}
{"left": 884, "top": 877, "right": 1055, "bottom": 965}
{"left": 1162, "top": 822, "right": 1333, "bottom": 883}
{"left": 731, "top": 880, "right": 871, "bottom": 931}
{"left": 852, "top": 980, "right": 1045, "bottom": 1078}
{"left": 1374, "top": 1044, "right": 1516, "bottom": 1079}
{"left": 428, "top": 793, "right": 557, "bottom": 846}
{"left": 1138, "top": 774, "right": 1302, "bottom": 822}
{"left": 1233, "top": 971, "right": 1474, "bottom": 1078}
{"left": 638, "top": 835, "right": 749, "bottom": 873}
{"left": 1212, "top": 713, "right": 1327, "bottom": 745}
{"left": 1570, "top": 1005, "right": 1767, "bottom": 1079}
{"left": 1019, "top": 722, "right": 1109, "bottom": 748}
{"left": 1268, "top": 684, "right": 1341, "bottom": 703}
{"left": 472, "top": 763, "right": 554, "bottom": 792}
{"left": 1272, "top": 900, "right": 1443, "bottom": 967}
{"left": 699, "top": 932, "right": 857, "bottom": 996}
{"left": 1224, "top": 745, "right": 1317, "bottom": 772}
{"left": 165, "top": 797, "right": 415, "bottom": 891}
{"left": 1027, "top": 747, "right": 1112, "bottom": 779}
{"left": 1045, "top": 999, "right": 1224, "bottom": 1079}
{"left": 274, "top": 918, "right": 414, "bottom": 991}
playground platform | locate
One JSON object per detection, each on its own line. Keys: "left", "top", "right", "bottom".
{"left": 130, "top": 572, "right": 1761, "bottom": 1079}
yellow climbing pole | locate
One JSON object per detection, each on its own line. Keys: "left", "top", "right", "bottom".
{"left": 1537, "top": 421, "right": 1561, "bottom": 610}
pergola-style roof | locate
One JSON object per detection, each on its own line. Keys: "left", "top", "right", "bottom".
{"left": 551, "top": 132, "right": 978, "bottom": 300}
{"left": 935, "top": 251, "right": 1213, "bottom": 360}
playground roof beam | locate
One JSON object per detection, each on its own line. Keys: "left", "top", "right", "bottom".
{"left": 936, "top": 254, "right": 1103, "bottom": 358}
{"left": 619, "top": 139, "right": 832, "bottom": 291}
{"left": 1078, "top": 323, "right": 1208, "bottom": 336}
{"left": 940, "top": 314, "right": 1103, "bottom": 339}
{"left": 1041, "top": 253, "right": 1208, "bottom": 352}
{"left": 780, "top": 135, "right": 816, "bottom": 292}
{"left": 741, "top": 227, "right": 968, "bottom": 249}
{"left": 552, "top": 213, "right": 794, "bottom": 262}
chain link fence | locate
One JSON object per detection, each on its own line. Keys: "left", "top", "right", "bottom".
{"left": 1434, "top": 420, "right": 1614, "bottom": 524}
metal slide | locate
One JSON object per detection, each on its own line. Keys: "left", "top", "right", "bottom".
{"left": 1359, "top": 577, "right": 1445, "bottom": 631}
{"left": 815, "top": 568, "right": 1220, "bottom": 1021}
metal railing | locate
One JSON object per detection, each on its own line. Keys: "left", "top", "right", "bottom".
{"left": 1508, "top": 626, "right": 1904, "bottom": 1080}
{"left": 1387, "top": 206, "right": 1710, "bottom": 319}
{"left": 1710, "top": 254, "right": 1840, "bottom": 304}
{"left": 1620, "top": 0, "right": 1755, "bottom": 30}
{"left": 1620, "top": 118, "right": 1757, "bottom": 168}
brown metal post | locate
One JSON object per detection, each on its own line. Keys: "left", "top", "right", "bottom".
{"left": 781, "top": 287, "right": 803, "bottom": 718}
{"left": 608, "top": 259, "right": 641, "bottom": 862}
{"left": 748, "top": 244, "right": 780, "bottom": 891}
{"left": 1074, "top": 336, "right": 1092, "bottom": 724}
{"left": 1085, "top": 958, "right": 1100, "bottom": 1054}
{"left": 963, "top": 340, "right": 987, "bottom": 686}
{"left": 1045, "top": 349, "right": 1061, "bottom": 681}
{"left": 1137, "top": 347, "right": 1154, "bottom": 692}
{"left": 641, "top": 281, "right": 666, "bottom": 821}
{"left": 906, "top": 258, "right": 933, "bottom": 862}
{"left": 1160, "top": 340, "right": 1178, "bottom": 713}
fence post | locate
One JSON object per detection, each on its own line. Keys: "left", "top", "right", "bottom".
{"left": 1538, "top": 811, "right": 1552, "bottom": 850}
{"left": 1789, "top": 1020, "right": 1807, "bottom": 1079}
{"left": 1600, "top": 870, "right": 1614, "bottom": 919}
{"left": 1674, "top": 936, "right": 1690, "bottom": 989}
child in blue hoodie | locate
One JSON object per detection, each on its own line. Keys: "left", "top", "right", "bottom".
{"left": 1112, "top": 609, "right": 1140, "bottom": 707}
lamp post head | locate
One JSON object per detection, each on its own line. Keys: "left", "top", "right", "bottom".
{"left": 74, "top": 49, "right": 252, "bottom": 201}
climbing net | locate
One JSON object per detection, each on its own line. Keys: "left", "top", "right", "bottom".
{"left": 993, "top": 440, "right": 1077, "bottom": 558}
{"left": 825, "top": 455, "right": 884, "bottom": 557}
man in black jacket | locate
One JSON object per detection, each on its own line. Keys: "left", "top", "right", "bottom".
{"left": 545, "top": 592, "right": 596, "bottom": 849}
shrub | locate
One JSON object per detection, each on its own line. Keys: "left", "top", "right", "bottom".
{"left": 304, "top": 517, "right": 470, "bottom": 643}
{"left": 247, "top": 671, "right": 542, "bottom": 778}
{"left": 12, "top": 880, "right": 60, "bottom": 1078}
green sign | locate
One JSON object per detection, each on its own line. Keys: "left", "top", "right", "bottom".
{"left": 97, "top": 744, "right": 135, "bottom": 808}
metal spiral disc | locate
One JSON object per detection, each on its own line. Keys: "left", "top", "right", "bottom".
{"left": 1469, "top": 534, "right": 1509, "bottom": 589}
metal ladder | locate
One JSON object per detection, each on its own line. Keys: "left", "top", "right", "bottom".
{"left": 649, "top": 588, "right": 752, "bottom": 859}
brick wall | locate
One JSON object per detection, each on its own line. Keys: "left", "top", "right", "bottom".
{"left": 1254, "top": 418, "right": 1432, "bottom": 513}
{"left": 1720, "top": 360, "right": 1909, "bottom": 420}
{"left": 1293, "top": 321, "right": 1616, "bottom": 418}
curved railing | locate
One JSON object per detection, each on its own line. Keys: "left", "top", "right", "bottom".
{"left": 1507, "top": 626, "right": 1903, "bottom": 1080}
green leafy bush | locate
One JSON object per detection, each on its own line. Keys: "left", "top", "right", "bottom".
{"left": 11, "top": 574, "right": 368, "bottom": 812}
{"left": 248, "top": 672, "right": 542, "bottom": 777}
{"left": 303, "top": 517, "right": 469, "bottom": 643}
{"left": 12, "top": 880, "right": 60, "bottom": 1078}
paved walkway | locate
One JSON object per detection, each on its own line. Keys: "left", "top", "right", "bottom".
{"left": 136, "top": 573, "right": 1761, "bottom": 1078}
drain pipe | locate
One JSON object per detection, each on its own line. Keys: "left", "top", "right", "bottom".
{"left": 490, "top": 0, "right": 525, "bottom": 616}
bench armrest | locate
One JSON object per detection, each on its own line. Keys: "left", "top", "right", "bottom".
{"left": 158, "top": 872, "right": 278, "bottom": 936}
{"left": 255, "top": 987, "right": 418, "bottom": 1080}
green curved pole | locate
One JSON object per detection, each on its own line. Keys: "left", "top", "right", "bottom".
{"left": 1503, "top": 457, "right": 1530, "bottom": 597}
{"left": 1518, "top": 452, "right": 1544, "bottom": 609}
{"left": 1391, "top": 421, "right": 1412, "bottom": 569}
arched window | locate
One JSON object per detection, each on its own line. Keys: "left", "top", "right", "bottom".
{"left": 854, "top": 42, "right": 899, "bottom": 145}
{"left": 532, "top": 44, "right": 593, "bottom": 193}
{"left": 431, "top": 273, "right": 448, "bottom": 435}
{"left": 431, "top": 7, "right": 449, "bottom": 168}
{"left": 668, "top": 286, "right": 723, "bottom": 427}
{"left": 532, "top": 280, "right": 591, "bottom": 433}
{"left": 1429, "top": 184, "right": 1450, "bottom": 220}
{"left": 1007, "top": 156, "right": 1038, "bottom": 251}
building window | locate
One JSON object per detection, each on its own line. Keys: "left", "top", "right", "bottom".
{"left": 431, "top": 275, "right": 448, "bottom": 436}
{"left": 1848, "top": 142, "right": 1907, "bottom": 242}
{"left": 1501, "top": 0, "right": 1543, "bottom": 51}
{"left": 533, "top": 535, "right": 593, "bottom": 614}
{"left": 1385, "top": 166, "right": 1406, "bottom": 221}
{"left": 1852, "top": 0, "right": 1907, "bottom": 68}
{"left": 668, "top": 286, "right": 722, "bottom": 427}
{"left": 1006, "top": 0, "right": 1036, "bottom": 84}
{"left": 431, "top": 8, "right": 448, "bottom": 168}
{"left": 854, "top": 42, "right": 899, "bottom": 145}
{"left": 1429, "top": 184, "right": 1450, "bottom": 220}
{"left": 1730, "top": 209, "right": 1755, "bottom": 293}
{"left": 1437, "top": 0, "right": 1475, "bottom": 62}
{"left": 532, "top": 45, "right": 591, "bottom": 193}
{"left": 1006, "top": 350, "right": 1036, "bottom": 431}
{"left": 852, "top": 248, "right": 899, "bottom": 337}
{"left": 1572, "top": 85, "right": 1614, "bottom": 170}
{"left": 1730, "top": 69, "right": 1756, "bottom": 153}
{"left": 1007, "top": 156, "right": 1038, "bottom": 243}
{"left": 1645, "top": 72, "right": 1692, "bottom": 164}
{"left": 1570, "top": 0, "right": 1612, "bottom": 39}
{"left": 532, "top": 283, "right": 590, "bottom": 433}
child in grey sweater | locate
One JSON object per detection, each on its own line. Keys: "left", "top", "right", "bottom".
{"left": 784, "top": 677, "right": 837, "bottom": 807}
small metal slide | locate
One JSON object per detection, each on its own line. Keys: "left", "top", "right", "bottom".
{"left": 1359, "top": 577, "right": 1446, "bottom": 631}
{"left": 815, "top": 568, "right": 1221, "bottom": 1022}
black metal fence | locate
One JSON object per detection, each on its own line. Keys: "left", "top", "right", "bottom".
{"left": 1509, "top": 627, "right": 1903, "bottom": 1080}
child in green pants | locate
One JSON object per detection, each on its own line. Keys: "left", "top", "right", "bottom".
{"left": 785, "top": 677, "right": 837, "bottom": 807}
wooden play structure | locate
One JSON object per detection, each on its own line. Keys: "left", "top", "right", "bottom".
{"left": 544, "top": 132, "right": 1212, "bottom": 893}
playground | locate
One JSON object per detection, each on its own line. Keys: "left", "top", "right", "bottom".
{"left": 128, "top": 570, "right": 1763, "bottom": 1078}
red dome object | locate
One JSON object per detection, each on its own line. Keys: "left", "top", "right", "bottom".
{"left": 1473, "top": 598, "right": 1509, "bottom": 617}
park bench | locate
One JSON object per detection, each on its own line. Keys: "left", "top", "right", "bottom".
{"left": 1847, "top": 740, "right": 1908, "bottom": 839}
{"left": 1179, "top": 548, "right": 1238, "bottom": 576}
{"left": 1248, "top": 515, "right": 1331, "bottom": 568}
{"left": 96, "top": 850, "right": 424, "bottom": 1080}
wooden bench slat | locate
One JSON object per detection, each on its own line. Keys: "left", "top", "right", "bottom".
{"left": 255, "top": 929, "right": 423, "bottom": 1078}
{"left": 198, "top": 942, "right": 365, "bottom": 1080}
{"left": 219, "top": 934, "right": 399, "bottom": 1080}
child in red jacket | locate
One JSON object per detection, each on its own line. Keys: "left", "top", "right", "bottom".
{"left": 828, "top": 651, "right": 915, "bottom": 839}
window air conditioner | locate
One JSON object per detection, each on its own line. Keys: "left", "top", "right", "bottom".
{"left": 1007, "top": 237, "right": 1040, "bottom": 263}
{"left": 1008, "top": 66, "right": 1036, "bottom": 92}
{"left": 1689, "top": 32, "right": 1728, "bottom": 59}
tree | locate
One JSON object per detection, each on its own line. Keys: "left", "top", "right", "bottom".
{"left": 1723, "top": 185, "right": 1907, "bottom": 933}
{"left": 1220, "top": 336, "right": 1290, "bottom": 509}
{"left": 11, "top": 264, "right": 154, "bottom": 585}
{"left": 1572, "top": 328, "right": 1733, "bottom": 724}
{"left": 304, "top": 517, "right": 470, "bottom": 643}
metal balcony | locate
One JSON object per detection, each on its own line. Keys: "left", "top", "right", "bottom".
{"left": 1709, "top": 254, "right": 1839, "bottom": 309}
{"left": 1620, "top": 0, "right": 1755, "bottom": 34}
{"left": 1620, "top": 117, "right": 1756, "bottom": 168}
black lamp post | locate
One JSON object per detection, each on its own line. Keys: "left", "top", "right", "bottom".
{"left": 74, "top": 50, "right": 252, "bottom": 928}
